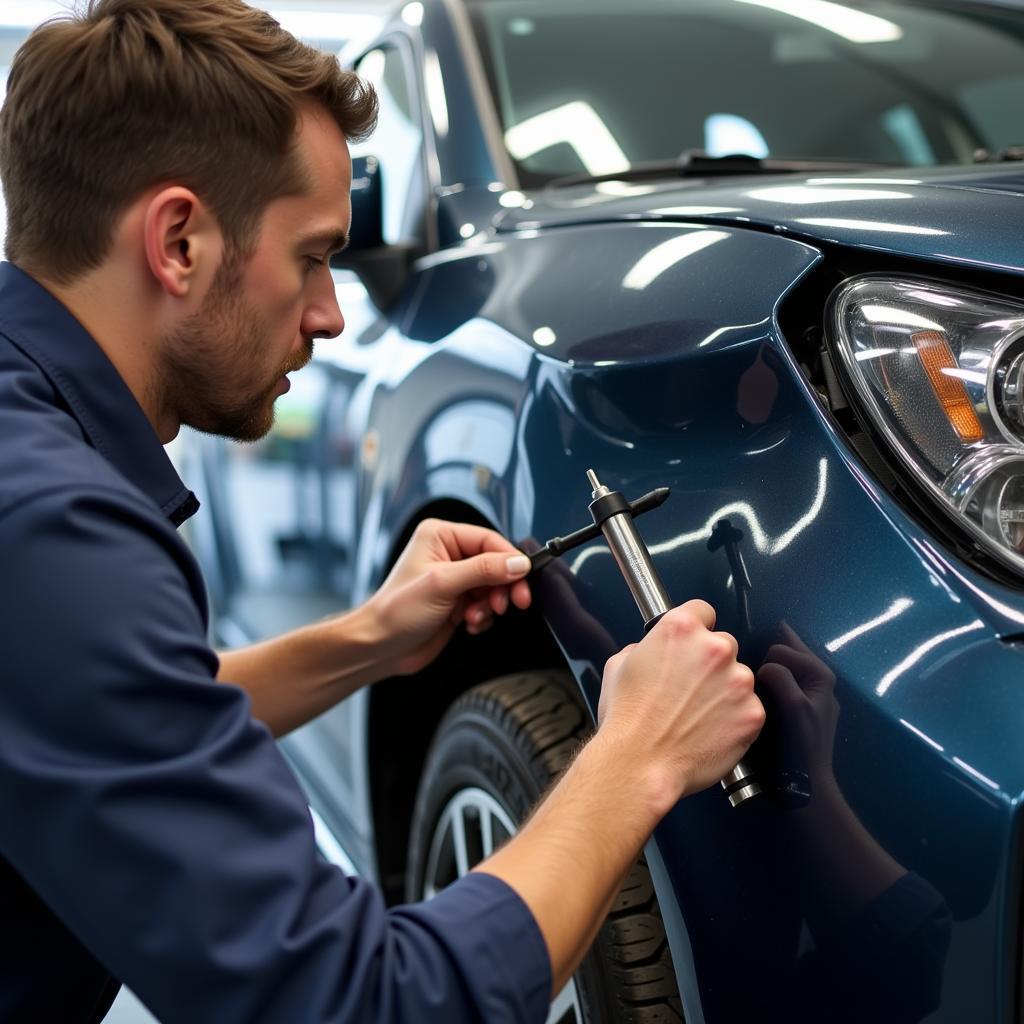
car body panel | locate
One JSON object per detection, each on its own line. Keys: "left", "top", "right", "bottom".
{"left": 283, "top": 211, "right": 1024, "bottom": 1020}
{"left": 498, "top": 168, "right": 1024, "bottom": 276}
{"left": 182, "top": 2, "right": 1024, "bottom": 1019}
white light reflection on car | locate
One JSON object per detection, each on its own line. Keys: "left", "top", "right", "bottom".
{"left": 825, "top": 597, "right": 914, "bottom": 652}
{"left": 874, "top": 620, "right": 984, "bottom": 696}
{"left": 505, "top": 101, "right": 629, "bottom": 177}
{"left": 733, "top": 0, "right": 903, "bottom": 44}
{"left": 570, "top": 457, "right": 829, "bottom": 574}
{"left": 622, "top": 231, "right": 730, "bottom": 291}
{"left": 746, "top": 185, "right": 914, "bottom": 204}
{"left": 797, "top": 218, "right": 950, "bottom": 236}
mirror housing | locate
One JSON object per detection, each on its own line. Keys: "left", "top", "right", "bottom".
{"left": 347, "top": 155, "right": 383, "bottom": 250}
{"left": 332, "top": 155, "right": 416, "bottom": 311}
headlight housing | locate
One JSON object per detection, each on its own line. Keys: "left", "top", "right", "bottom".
{"left": 829, "top": 276, "right": 1024, "bottom": 577}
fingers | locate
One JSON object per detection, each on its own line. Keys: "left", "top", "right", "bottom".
{"left": 466, "top": 606, "right": 494, "bottom": 635}
{"left": 677, "top": 599, "right": 716, "bottom": 630}
{"left": 419, "top": 518, "right": 524, "bottom": 560}
{"left": 462, "top": 587, "right": 517, "bottom": 634}
{"left": 488, "top": 588, "right": 509, "bottom": 616}
{"left": 408, "top": 520, "right": 536, "bottom": 615}
{"left": 509, "top": 578, "right": 532, "bottom": 610}
{"left": 432, "top": 549, "right": 532, "bottom": 604}
{"left": 642, "top": 602, "right": 716, "bottom": 646}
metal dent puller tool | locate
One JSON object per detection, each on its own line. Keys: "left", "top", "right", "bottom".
{"left": 530, "top": 470, "right": 761, "bottom": 808}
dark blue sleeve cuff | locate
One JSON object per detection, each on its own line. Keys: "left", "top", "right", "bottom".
{"left": 392, "top": 871, "right": 552, "bottom": 1024}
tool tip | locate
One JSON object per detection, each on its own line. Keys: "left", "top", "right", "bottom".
{"left": 586, "top": 468, "right": 601, "bottom": 489}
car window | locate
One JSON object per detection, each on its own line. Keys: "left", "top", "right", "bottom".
{"left": 468, "top": 0, "right": 1024, "bottom": 183}
{"left": 353, "top": 44, "right": 427, "bottom": 246}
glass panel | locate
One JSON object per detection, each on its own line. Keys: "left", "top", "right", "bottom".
{"left": 469, "top": 0, "right": 1024, "bottom": 182}
{"left": 354, "top": 46, "right": 425, "bottom": 245}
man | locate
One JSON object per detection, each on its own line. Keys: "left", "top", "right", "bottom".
{"left": 0, "top": 2, "right": 764, "bottom": 1021}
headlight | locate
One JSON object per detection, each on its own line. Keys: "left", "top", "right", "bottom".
{"left": 829, "top": 276, "right": 1024, "bottom": 576}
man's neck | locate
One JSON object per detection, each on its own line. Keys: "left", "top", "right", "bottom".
{"left": 34, "top": 265, "right": 179, "bottom": 443}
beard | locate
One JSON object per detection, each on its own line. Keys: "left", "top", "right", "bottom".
{"left": 161, "top": 260, "right": 312, "bottom": 442}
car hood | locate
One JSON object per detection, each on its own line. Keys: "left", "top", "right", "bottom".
{"left": 497, "top": 164, "right": 1024, "bottom": 276}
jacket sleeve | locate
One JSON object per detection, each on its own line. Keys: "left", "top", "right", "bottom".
{"left": 0, "top": 486, "right": 551, "bottom": 1024}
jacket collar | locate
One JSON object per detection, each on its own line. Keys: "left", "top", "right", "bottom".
{"left": 0, "top": 261, "right": 199, "bottom": 526}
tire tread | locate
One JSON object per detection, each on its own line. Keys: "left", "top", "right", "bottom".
{"left": 445, "top": 672, "right": 686, "bottom": 1024}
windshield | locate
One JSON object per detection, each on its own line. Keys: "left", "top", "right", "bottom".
{"left": 468, "top": 0, "right": 1024, "bottom": 185}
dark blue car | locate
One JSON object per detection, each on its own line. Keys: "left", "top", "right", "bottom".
{"left": 181, "top": 1, "right": 1024, "bottom": 1020}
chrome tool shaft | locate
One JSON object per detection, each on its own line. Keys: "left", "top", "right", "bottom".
{"left": 586, "top": 469, "right": 760, "bottom": 808}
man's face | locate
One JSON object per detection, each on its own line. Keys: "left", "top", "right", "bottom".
{"left": 164, "top": 105, "right": 352, "bottom": 441}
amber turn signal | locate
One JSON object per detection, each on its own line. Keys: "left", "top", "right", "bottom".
{"left": 911, "top": 330, "right": 984, "bottom": 442}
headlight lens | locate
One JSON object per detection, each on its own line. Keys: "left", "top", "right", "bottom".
{"left": 829, "top": 276, "right": 1024, "bottom": 576}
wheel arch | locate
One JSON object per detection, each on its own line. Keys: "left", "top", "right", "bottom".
{"left": 366, "top": 497, "right": 566, "bottom": 903}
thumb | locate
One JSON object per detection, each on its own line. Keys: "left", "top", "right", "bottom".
{"left": 432, "top": 551, "right": 531, "bottom": 600}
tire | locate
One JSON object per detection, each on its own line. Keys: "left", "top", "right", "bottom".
{"left": 406, "top": 671, "right": 685, "bottom": 1024}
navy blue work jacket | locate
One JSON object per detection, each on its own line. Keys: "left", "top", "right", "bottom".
{"left": 0, "top": 262, "right": 551, "bottom": 1023}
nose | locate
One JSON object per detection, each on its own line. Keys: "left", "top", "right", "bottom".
{"left": 302, "top": 272, "right": 345, "bottom": 341}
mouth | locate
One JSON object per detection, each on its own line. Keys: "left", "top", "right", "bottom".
{"left": 283, "top": 341, "right": 314, "bottom": 376}
{"left": 275, "top": 343, "right": 312, "bottom": 396}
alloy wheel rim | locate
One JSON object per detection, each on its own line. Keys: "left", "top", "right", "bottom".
{"left": 422, "top": 786, "right": 585, "bottom": 1024}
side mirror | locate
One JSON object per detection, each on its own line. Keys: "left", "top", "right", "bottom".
{"left": 347, "top": 155, "right": 383, "bottom": 250}
{"left": 333, "top": 155, "right": 416, "bottom": 311}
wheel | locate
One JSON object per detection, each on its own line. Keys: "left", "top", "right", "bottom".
{"left": 406, "top": 671, "right": 685, "bottom": 1024}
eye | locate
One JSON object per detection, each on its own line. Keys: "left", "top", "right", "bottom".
{"left": 303, "top": 255, "right": 326, "bottom": 274}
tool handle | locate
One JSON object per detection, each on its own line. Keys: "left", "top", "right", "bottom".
{"left": 587, "top": 470, "right": 760, "bottom": 808}
{"left": 526, "top": 487, "right": 671, "bottom": 573}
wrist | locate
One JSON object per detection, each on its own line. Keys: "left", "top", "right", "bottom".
{"left": 585, "top": 725, "right": 686, "bottom": 824}
{"left": 334, "top": 599, "right": 395, "bottom": 681}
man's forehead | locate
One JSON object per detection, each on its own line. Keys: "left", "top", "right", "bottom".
{"left": 295, "top": 103, "right": 352, "bottom": 176}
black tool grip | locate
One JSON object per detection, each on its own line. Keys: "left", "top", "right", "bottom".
{"left": 587, "top": 489, "right": 631, "bottom": 527}
{"left": 525, "top": 487, "right": 671, "bottom": 573}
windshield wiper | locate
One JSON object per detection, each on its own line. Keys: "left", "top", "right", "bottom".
{"left": 548, "top": 150, "right": 899, "bottom": 189}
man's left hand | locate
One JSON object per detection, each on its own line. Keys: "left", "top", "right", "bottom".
{"left": 366, "top": 519, "right": 532, "bottom": 677}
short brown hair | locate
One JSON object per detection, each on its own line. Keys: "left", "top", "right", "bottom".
{"left": 0, "top": 0, "right": 377, "bottom": 283}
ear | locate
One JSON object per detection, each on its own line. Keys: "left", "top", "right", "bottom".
{"left": 142, "top": 187, "right": 221, "bottom": 299}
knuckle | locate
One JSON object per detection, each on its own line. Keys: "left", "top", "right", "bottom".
{"left": 752, "top": 699, "right": 767, "bottom": 727}
{"left": 422, "top": 564, "right": 445, "bottom": 590}
{"left": 730, "top": 663, "right": 756, "bottom": 693}
{"left": 684, "top": 598, "right": 716, "bottom": 628}
{"left": 415, "top": 518, "right": 439, "bottom": 537}
{"left": 705, "top": 633, "right": 735, "bottom": 666}
{"left": 663, "top": 608, "right": 699, "bottom": 638}
{"left": 745, "top": 701, "right": 767, "bottom": 740}
{"left": 604, "top": 646, "right": 630, "bottom": 675}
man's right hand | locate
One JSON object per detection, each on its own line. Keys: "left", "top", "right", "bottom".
{"left": 597, "top": 600, "right": 764, "bottom": 814}
{"left": 475, "top": 598, "right": 764, "bottom": 997}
